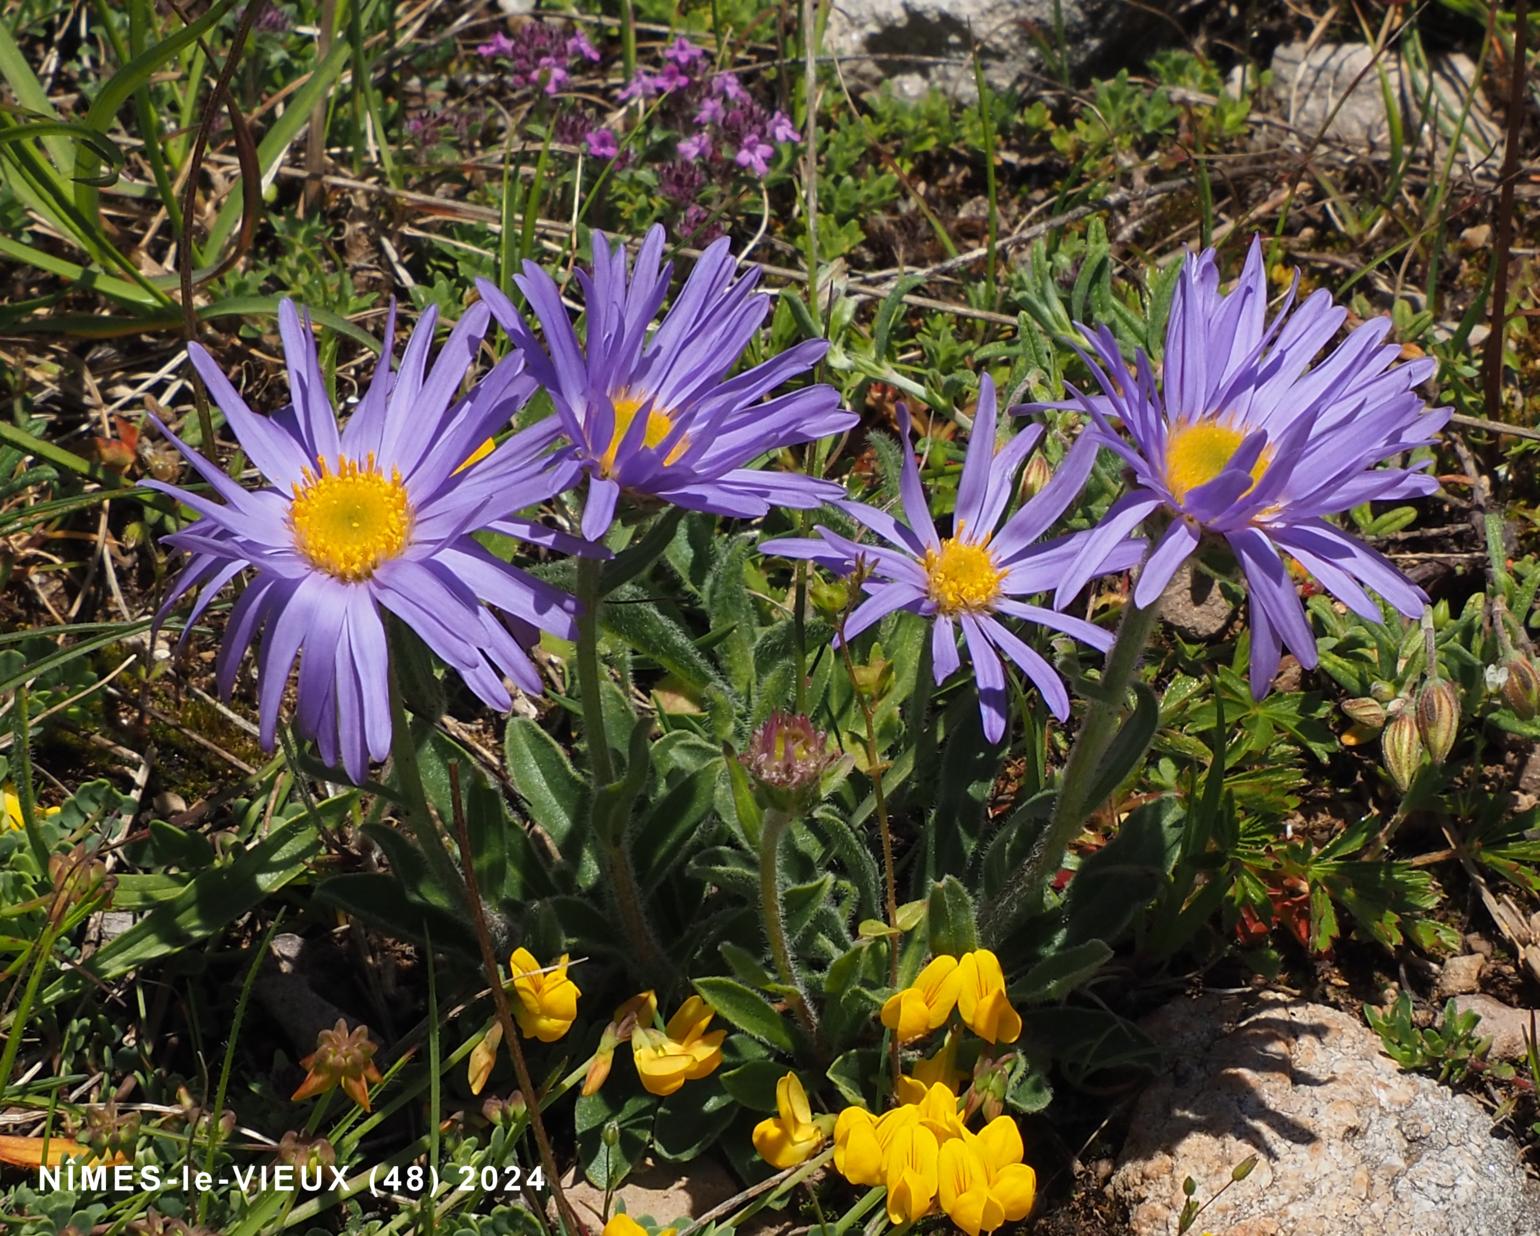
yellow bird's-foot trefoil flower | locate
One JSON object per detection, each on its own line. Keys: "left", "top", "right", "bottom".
{"left": 937, "top": 1116, "right": 1037, "bottom": 1235}
{"left": 4, "top": 785, "right": 60, "bottom": 831}
{"left": 631, "top": 995, "right": 725, "bottom": 1097}
{"left": 584, "top": 991, "right": 658, "bottom": 1097}
{"left": 884, "top": 1120, "right": 942, "bottom": 1224}
{"left": 602, "top": 1213, "right": 676, "bottom": 1236}
{"left": 956, "top": 949, "right": 1021, "bottom": 1045}
{"left": 509, "top": 947, "right": 580, "bottom": 1043}
{"left": 881, "top": 955, "right": 963, "bottom": 1044}
{"left": 752, "top": 1073, "right": 830, "bottom": 1169}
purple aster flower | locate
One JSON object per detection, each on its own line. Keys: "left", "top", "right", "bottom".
{"left": 585, "top": 128, "right": 619, "bottom": 158}
{"left": 677, "top": 131, "right": 712, "bottom": 161}
{"left": 768, "top": 110, "right": 799, "bottom": 144}
{"left": 476, "top": 225, "right": 857, "bottom": 541}
{"left": 1050, "top": 238, "right": 1450, "bottom": 696}
{"left": 762, "top": 377, "right": 1143, "bottom": 741}
{"left": 734, "top": 132, "right": 773, "bottom": 176}
{"left": 476, "top": 31, "right": 515, "bottom": 57}
{"left": 149, "top": 301, "right": 588, "bottom": 784}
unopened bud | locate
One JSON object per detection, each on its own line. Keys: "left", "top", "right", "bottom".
{"left": 809, "top": 577, "right": 852, "bottom": 618}
{"left": 1370, "top": 680, "right": 1398, "bottom": 704}
{"left": 1382, "top": 710, "right": 1424, "bottom": 793}
{"left": 743, "top": 713, "right": 834, "bottom": 807}
{"left": 1019, "top": 452, "right": 1053, "bottom": 500}
{"left": 1341, "top": 697, "right": 1386, "bottom": 730}
{"left": 602, "top": 1120, "right": 621, "bottom": 1149}
{"left": 1503, "top": 656, "right": 1540, "bottom": 720}
{"left": 850, "top": 654, "right": 893, "bottom": 701}
{"left": 1415, "top": 678, "right": 1460, "bottom": 764}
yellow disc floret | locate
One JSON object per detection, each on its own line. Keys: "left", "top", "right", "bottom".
{"left": 924, "top": 537, "right": 1005, "bottom": 616}
{"left": 288, "top": 453, "right": 412, "bottom": 582}
{"left": 1163, "top": 418, "right": 1271, "bottom": 503}
{"left": 601, "top": 392, "right": 689, "bottom": 475}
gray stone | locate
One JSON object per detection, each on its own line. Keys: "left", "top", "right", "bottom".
{"left": 1113, "top": 992, "right": 1540, "bottom": 1235}
{"left": 1160, "top": 561, "right": 1235, "bottom": 641}
{"left": 1434, "top": 952, "right": 1486, "bottom": 998}
{"left": 1269, "top": 41, "right": 1500, "bottom": 168}
{"left": 822, "top": 0, "right": 1167, "bottom": 100}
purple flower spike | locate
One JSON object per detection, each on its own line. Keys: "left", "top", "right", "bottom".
{"left": 477, "top": 226, "right": 856, "bottom": 541}
{"left": 150, "top": 301, "right": 588, "bottom": 784}
{"left": 1045, "top": 238, "right": 1450, "bottom": 697}
{"left": 761, "top": 377, "right": 1144, "bottom": 742}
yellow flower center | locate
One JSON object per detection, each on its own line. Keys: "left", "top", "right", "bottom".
{"left": 601, "top": 393, "right": 688, "bottom": 475}
{"left": 288, "top": 454, "right": 412, "bottom": 582}
{"left": 1163, "top": 418, "right": 1271, "bottom": 503}
{"left": 924, "top": 537, "right": 1004, "bottom": 616}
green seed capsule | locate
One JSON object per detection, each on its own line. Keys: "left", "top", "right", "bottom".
{"left": 1341, "top": 697, "right": 1387, "bottom": 729}
{"left": 1502, "top": 656, "right": 1540, "bottom": 721}
{"left": 1382, "top": 710, "right": 1424, "bottom": 793}
{"left": 1415, "top": 678, "right": 1460, "bottom": 764}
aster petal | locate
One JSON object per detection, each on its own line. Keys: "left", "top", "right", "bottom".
{"left": 976, "top": 614, "right": 1070, "bottom": 722}
{"left": 993, "top": 431, "right": 1101, "bottom": 563}
{"left": 581, "top": 476, "right": 621, "bottom": 542}
{"left": 218, "top": 574, "right": 286, "bottom": 699}
{"left": 959, "top": 614, "right": 1009, "bottom": 741}
{"left": 835, "top": 498, "right": 928, "bottom": 557}
{"left": 895, "top": 405, "right": 940, "bottom": 550}
{"left": 757, "top": 534, "right": 854, "bottom": 574}
{"left": 1228, "top": 526, "right": 1318, "bottom": 681}
{"left": 1271, "top": 518, "right": 1427, "bottom": 619}
{"left": 344, "top": 592, "right": 393, "bottom": 763}
{"left": 434, "top": 540, "right": 579, "bottom": 640}
{"left": 994, "top": 599, "right": 1114, "bottom": 653}
{"left": 1132, "top": 518, "right": 1200, "bottom": 610}
{"left": 953, "top": 375, "right": 998, "bottom": 536}
{"left": 257, "top": 572, "right": 325, "bottom": 748}
{"left": 339, "top": 300, "right": 398, "bottom": 459}
{"left": 932, "top": 613, "right": 961, "bottom": 681}
{"left": 1053, "top": 491, "right": 1162, "bottom": 608}
{"left": 187, "top": 343, "right": 311, "bottom": 489}
{"left": 842, "top": 581, "right": 926, "bottom": 641}
{"left": 277, "top": 300, "right": 341, "bottom": 461}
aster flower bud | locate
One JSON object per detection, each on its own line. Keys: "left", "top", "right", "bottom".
{"left": 1382, "top": 710, "right": 1424, "bottom": 793}
{"left": 1341, "top": 697, "right": 1386, "bottom": 729}
{"left": 1502, "top": 656, "right": 1540, "bottom": 720}
{"left": 1019, "top": 451, "right": 1053, "bottom": 501}
{"left": 743, "top": 713, "right": 834, "bottom": 808}
{"left": 849, "top": 654, "right": 893, "bottom": 702}
{"left": 1415, "top": 678, "right": 1460, "bottom": 764}
{"left": 809, "top": 577, "right": 852, "bottom": 619}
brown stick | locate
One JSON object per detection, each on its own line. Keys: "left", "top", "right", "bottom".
{"left": 447, "top": 764, "right": 585, "bottom": 1235}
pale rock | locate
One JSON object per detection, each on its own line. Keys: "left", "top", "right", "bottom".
{"left": 822, "top": 0, "right": 1170, "bottom": 101}
{"left": 1452, "top": 992, "right": 1537, "bottom": 1062}
{"left": 1113, "top": 992, "right": 1540, "bottom": 1235}
{"left": 1160, "top": 561, "right": 1235, "bottom": 641}
{"left": 1433, "top": 952, "right": 1486, "bottom": 998}
{"left": 1269, "top": 42, "right": 1500, "bottom": 168}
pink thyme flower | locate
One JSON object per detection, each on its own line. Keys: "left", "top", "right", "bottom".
{"left": 678, "top": 132, "right": 712, "bottom": 161}
{"left": 769, "top": 110, "right": 799, "bottom": 144}
{"left": 585, "top": 128, "right": 619, "bottom": 158}
{"left": 477, "top": 32, "right": 515, "bottom": 58}
{"left": 664, "top": 37, "right": 707, "bottom": 70}
{"left": 619, "top": 71, "right": 660, "bottom": 101}
{"left": 695, "top": 96, "right": 726, "bottom": 126}
{"left": 568, "top": 31, "right": 600, "bottom": 61}
{"left": 712, "top": 72, "right": 749, "bottom": 102}
{"left": 735, "top": 133, "right": 773, "bottom": 176}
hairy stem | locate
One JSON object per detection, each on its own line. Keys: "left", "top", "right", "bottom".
{"left": 759, "top": 806, "right": 820, "bottom": 1041}
{"left": 982, "top": 596, "right": 1163, "bottom": 946}
{"left": 576, "top": 553, "right": 667, "bottom": 985}
{"left": 386, "top": 663, "right": 465, "bottom": 901}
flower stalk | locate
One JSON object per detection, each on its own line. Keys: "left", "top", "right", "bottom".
{"left": 982, "top": 594, "right": 1163, "bottom": 945}
{"left": 575, "top": 552, "right": 668, "bottom": 986}
{"left": 759, "top": 806, "right": 820, "bottom": 1041}
{"left": 386, "top": 659, "right": 469, "bottom": 903}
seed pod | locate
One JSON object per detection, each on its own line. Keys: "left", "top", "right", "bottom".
{"left": 1370, "top": 679, "right": 1398, "bottom": 704}
{"left": 1341, "top": 697, "right": 1387, "bottom": 729}
{"left": 1382, "top": 710, "right": 1424, "bottom": 793}
{"left": 1503, "top": 656, "right": 1540, "bottom": 721}
{"left": 1415, "top": 678, "right": 1460, "bottom": 764}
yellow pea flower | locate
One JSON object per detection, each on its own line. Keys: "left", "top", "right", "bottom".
{"left": 880, "top": 955, "right": 962, "bottom": 1043}
{"left": 602, "top": 1214, "right": 676, "bottom": 1236}
{"left": 509, "top": 948, "right": 580, "bottom": 1043}
{"left": 833, "top": 1107, "right": 885, "bottom": 1185}
{"left": 583, "top": 991, "right": 659, "bottom": 1097}
{"left": 955, "top": 950, "right": 1021, "bottom": 1045}
{"left": 4, "top": 786, "right": 60, "bottom": 830}
{"left": 896, "top": 1035, "right": 968, "bottom": 1105}
{"left": 937, "top": 1116, "right": 1037, "bottom": 1235}
{"left": 752, "top": 1073, "right": 826, "bottom": 1169}
{"left": 631, "top": 995, "right": 725, "bottom": 1096}
{"left": 910, "top": 1080, "right": 967, "bottom": 1144}
{"left": 884, "top": 1119, "right": 941, "bottom": 1224}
